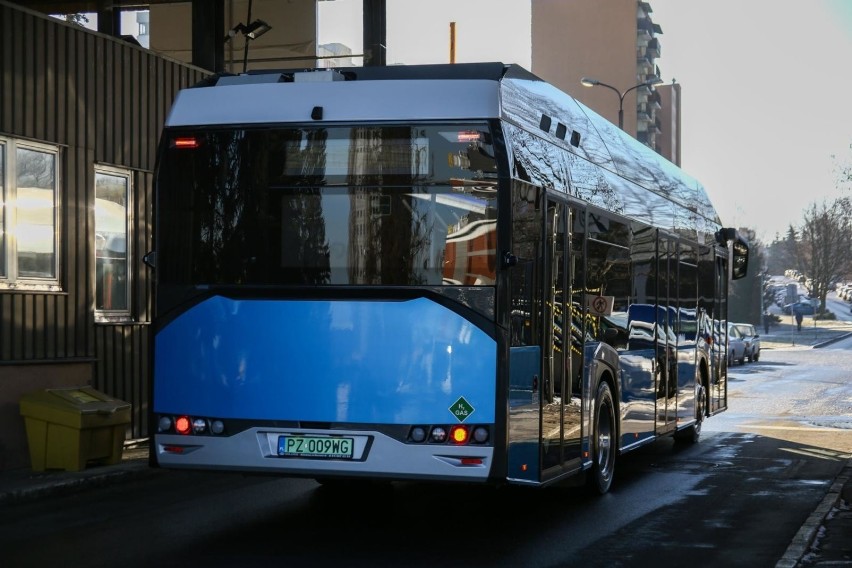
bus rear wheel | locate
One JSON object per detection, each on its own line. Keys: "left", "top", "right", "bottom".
{"left": 588, "top": 380, "right": 616, "bottom": 494}
{"left": 674, "top": 383, "right": 705, "bottom": 444}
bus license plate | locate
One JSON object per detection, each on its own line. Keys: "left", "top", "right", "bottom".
{"left": 278, "top": 435, "right": 354, "bottom": 459}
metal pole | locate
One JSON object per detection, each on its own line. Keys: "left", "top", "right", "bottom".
{"left": 242, "top": 0, "right": 253, "bottom": 73}
{"left": 449, "top": 22, "right": 456, "bottom": 64}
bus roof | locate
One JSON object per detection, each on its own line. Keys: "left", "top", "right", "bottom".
{"left": 164, "top": 62, "right": 719, "bottom": 228}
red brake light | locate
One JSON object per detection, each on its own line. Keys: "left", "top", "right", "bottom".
{"left": 450, "top": 425, "right": 469, "bottom": 444}
{"left": 457, "top": 131, "right": 480, "bottom": 143}
{"left": 175, "top": 416, "right": 192, "bottom": 435}
{"left": 172, "top": 136, "right": 200, "bottom": 149}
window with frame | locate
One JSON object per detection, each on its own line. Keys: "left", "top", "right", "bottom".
{"left": 0, "top": 138, "right": 61, "bottom": 289}
{"left": 95, "top": 167, "right": 131, "bottom": 320}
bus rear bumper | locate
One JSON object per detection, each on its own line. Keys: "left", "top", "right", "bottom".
{"left": 154, "top": 427, "right": 495, "bottom": 482}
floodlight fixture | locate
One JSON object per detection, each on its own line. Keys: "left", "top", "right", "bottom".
{"left": 579, "top": 76, "right": 664, "bottom": 129}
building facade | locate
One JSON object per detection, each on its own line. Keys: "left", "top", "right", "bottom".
{"left": 0, "top": 0, "right": 207, "bottom": 469}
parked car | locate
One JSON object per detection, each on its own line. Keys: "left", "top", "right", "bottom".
{"left": 732, "top": 323, "right": 760, "bottom": 362}
{"left": 782, "top": 301, "right": 816, "bottom": 315}
{"left": 726, "top": 323, "right": 747, "bottom": 366}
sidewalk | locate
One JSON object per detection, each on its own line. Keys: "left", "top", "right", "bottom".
{"left": 760, "top": 315, "right": 852, "bottom": 566}
{"left": 758, "top": 313, "right": 852, "bottom": 351}
{"left": 0, "top": 317, "right": 849, "bottom": 566}
{"left": 0, "top": 439, "right": 156, "bottom": 507}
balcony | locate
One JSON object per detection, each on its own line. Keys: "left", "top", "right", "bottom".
{"left": 647, "top": 38, "right": 660, "bottom": 59}
{"left": 637, "top": 18, "right": 654, "bottom": 38}
{"left": 637, "top": 57, "right": 654, "bottom": 74}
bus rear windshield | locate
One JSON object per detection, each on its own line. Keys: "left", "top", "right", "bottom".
{"left": 156, "top": 124, "right": 499, "bottom": 287}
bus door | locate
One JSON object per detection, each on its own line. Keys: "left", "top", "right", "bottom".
{"left": 656, "top": 236, "right": 677, "bottom": 435}
{"left": 507, "top": 182, "right": 544, "bottom": 483}
{"left": 676, "top": 244, "right": 699, "bottom": 425}
{"left": 542, "top": 199, "right": 581, "bottom": 475}
{"left": 709, "top": 254, "right": 729, "bottom": 414}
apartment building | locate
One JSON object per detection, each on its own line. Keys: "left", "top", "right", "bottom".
{"left": 532, "top": 0, "right": 680, "bottom": 164}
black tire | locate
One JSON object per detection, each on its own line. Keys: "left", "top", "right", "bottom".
{"left": 753, "top": 349, "right": 760, "bottom": 362}
{"left": 588, "top": 380, "right": 617, "bottom": 494}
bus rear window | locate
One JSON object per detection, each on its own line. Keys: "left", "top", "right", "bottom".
{"left": 157, "top": 124, "right": 499, "bottom": 287}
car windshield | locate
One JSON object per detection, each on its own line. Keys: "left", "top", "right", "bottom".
{"left": 734, "top": 324, "right": 755, "bottom": 337}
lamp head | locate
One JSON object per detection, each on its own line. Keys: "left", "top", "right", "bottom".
{"left": 244, "top": 19, "right": 272, "bottom": 40}
{"left": 225, "top": 19, "right": 272, "bottom": 43}
{"left": 580, "top": 77, "right": 600, "bottom": 87}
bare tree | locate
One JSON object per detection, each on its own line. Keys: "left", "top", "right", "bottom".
{"left": 832, "top": 142, "right": 852, "bottom": 193}
{"left": 799, "top": 197, "right": 852, "bottom": 314}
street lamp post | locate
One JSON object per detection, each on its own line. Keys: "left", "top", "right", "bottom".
{"left": 580, "top": 76, "right": 663, "bottom": 130}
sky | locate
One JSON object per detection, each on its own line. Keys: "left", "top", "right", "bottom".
{"left": 321, "top": 0, "right": 852, "bottom": 242}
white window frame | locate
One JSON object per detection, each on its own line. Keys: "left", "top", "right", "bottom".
{"left": 94, "top": 165, "right": 133, "bottom": 322}
{"left": 0, "top": 136, "right": 62, "bottom": 291}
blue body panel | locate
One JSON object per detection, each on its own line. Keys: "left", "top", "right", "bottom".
{"left": 154, "top": 297, "right": 497, "bottom": 424}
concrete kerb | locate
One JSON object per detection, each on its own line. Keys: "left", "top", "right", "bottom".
{"left": 813, "top": 332, "right": 852, "bottom": 349}
{"left": 0, "top": 440, "right": 155, "bottom": 508}
{"left": 760, "top": 317, "right": 852, "bottom": 351}
{"left": 775, "top": 458, "right": 852, "bottom": 568}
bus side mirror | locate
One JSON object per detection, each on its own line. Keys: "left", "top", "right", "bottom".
{"left": 731, "top": 236, "right": 749, "bottom": 280}
{"left": 715, "top": 228, "right": 749, "bottom": 280}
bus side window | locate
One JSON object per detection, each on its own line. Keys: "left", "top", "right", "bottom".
{"left": 510, "top": 182, "right": 541, "bottom": 347}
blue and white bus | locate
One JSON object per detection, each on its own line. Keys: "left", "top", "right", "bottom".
{"left": 150, "top": 63, "right": 748, "bottom": 493}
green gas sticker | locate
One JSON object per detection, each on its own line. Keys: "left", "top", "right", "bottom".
{"left": 449, "top": 397, "right": 475, "bottom": 422}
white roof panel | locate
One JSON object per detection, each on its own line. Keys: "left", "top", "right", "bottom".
{"left": 166, "top": 79, "right": 501, "bottom": 127}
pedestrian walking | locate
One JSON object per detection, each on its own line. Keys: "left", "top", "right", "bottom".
{"left": 763, "top": 311, "right": 771, "bottom": 334}
{"left": 795, "top": 309, "right": 803, "bottom": 332}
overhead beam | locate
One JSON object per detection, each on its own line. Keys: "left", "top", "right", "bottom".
{"left": 362, "top": 0, "right": 386, "bottom": 66}
{"left": 12, "top": 0, "right": 176, "bottom": 13}
{"left": 192, "top": 0, "right": 224, "bottom": 72}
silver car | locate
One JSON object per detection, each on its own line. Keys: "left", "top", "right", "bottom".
{"left": 732, "top": 323, "right": 761, "bottom": 362}
{"left": 727, "top": 323, "right": 747, "bottom": 366}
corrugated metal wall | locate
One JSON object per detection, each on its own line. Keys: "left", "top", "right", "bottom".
{"left": 0, "top": 1, "right": 208, "bottom": 438}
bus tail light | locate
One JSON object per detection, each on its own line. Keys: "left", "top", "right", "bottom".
{"left": 450, "top": 425, "right": 469, "bottom": 444}
{"left": 409, "top": 426, "right": 428, "bottom": 443}
{"left": 472, "top": 427, "right": 489, "bottom": 443}
{"left": 191, "top": 418, "right": 208, "bottom": 434}
{"left": 175, "top": 415, "right": 192, "bottom": 435}
{"left": 172, "top": 136, "right": 200, "bottom": 149}
{"left": 158, "top": 416, "right": 172, "bottom": 432}
{"left": 408, "top": 425, "right": 490, "bottom": 445}
{"left": 158, "top": 415, "right": 226, "bottom": 436}
{"left": 430, "top": 427, "right": 448, "bottom": 443}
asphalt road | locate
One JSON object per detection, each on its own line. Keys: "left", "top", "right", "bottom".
{"left": 2, "top": 341, "right": 850, "bottom": 568}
